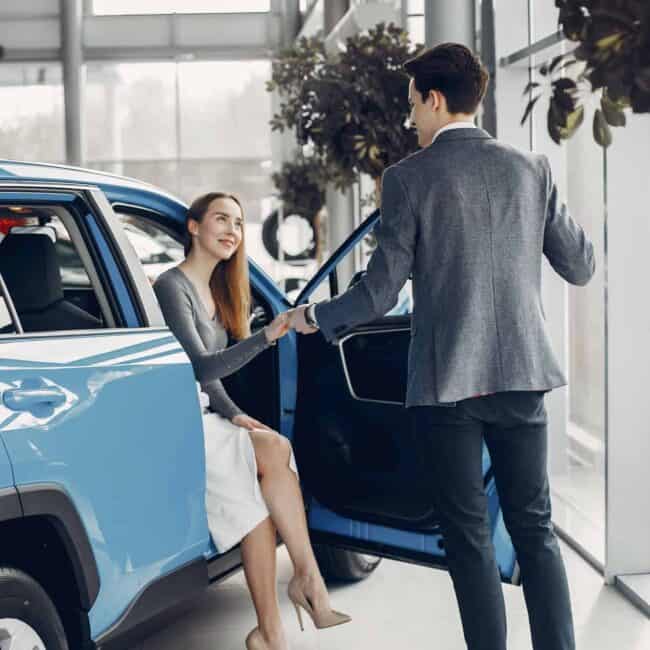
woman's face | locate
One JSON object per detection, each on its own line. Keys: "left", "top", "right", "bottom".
{"left": 190, "top": 197, "right": 243, "bottom": 262}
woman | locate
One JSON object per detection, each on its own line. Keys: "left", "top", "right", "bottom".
{"left": 153, "top": 192, "right": 350, "bottom": 650}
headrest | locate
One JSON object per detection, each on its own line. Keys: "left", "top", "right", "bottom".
{"left": 0, "top": 233, "right": 64, "bottom": 312}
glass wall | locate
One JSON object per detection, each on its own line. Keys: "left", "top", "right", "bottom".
{"left": 0, "top": 64, "right": 65, "bottom": 164}
{"left": 490, "top": 0, "right": 650, "bottom": 604}
{"left": 92, "top": 1, "right": 271, "bottom": 14}
{"left": 489, "top": 0, "right": 607, "bottom": 565}
{"left": 406, "top": 0, "right": 425, "bottom": 44}
{"left": 85, "top": 60, "right": 281, "bottom": 283}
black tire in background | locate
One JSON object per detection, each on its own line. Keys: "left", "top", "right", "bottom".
{"left": 261, "top": 210, "right": 317, "bottom": 262}
{"left": 0, "top": 567, "right": 69, "bottom": 650}
{"left": 313, "top": 545, "right": 382, "bottom": 582}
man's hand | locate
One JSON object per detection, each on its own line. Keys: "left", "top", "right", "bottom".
{"left": 288, "top": 305, "right": 319, "bottom": 335}
{"left": 232, "top": 414, "right": 274, "bottom": 431}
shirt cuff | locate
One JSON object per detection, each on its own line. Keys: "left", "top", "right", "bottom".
{"left": 307, "top": 303, "right": 320, "bottom": 329}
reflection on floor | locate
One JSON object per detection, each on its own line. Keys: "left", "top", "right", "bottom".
{"left": 128, "top": 541, "right": 649, "bottom": 650}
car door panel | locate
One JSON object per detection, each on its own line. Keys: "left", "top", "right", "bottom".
{"left": 337, "top": 318, "right": 410, "bottom": 404}
{"left": 0, "top": 436, "right": 13, "bottom": 490}
{"left": 0, "top": 330, "right": 211, "bottom": 637}
{"left": 0, "top": 186, "right": 214, "bottom": 638}
{"left": 294, "top": 211, "right": 519, "bottom": 583}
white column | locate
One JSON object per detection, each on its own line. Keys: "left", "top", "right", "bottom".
{"left": 60, "top": 0, "right": 85, "bottom": 166}
{"left": 604, "top": 112, "right": 650, "bottom": 580}
{"left": 323, "top": 0, "right": 356, "bottom": 287}
{"left": 425, "top": 0, "right": 475, "bottom": 49}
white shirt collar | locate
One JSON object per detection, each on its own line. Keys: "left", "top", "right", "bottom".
{"left": 431, "top": 121, "right": 477, "bottom": 145}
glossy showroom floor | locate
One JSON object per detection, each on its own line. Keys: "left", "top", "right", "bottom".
{"left": 128, "top": 541, "right": 649, "bottom": 650}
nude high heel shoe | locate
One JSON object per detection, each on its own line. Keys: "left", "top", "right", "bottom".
{"left": 245, "top": 628, "right": 267, "bottom": 650}
{"left": 287, "top": 576, "right": 351, "bottom": 631}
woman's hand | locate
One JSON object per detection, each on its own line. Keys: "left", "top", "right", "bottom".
{"left": 264, "top": 311, "right": 291, "bottom": 343}
{"left": 232, "top": 414, "right": 273, "bottom": 432}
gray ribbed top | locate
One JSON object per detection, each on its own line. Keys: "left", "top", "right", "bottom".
{"left": 153, "top": 266, "right": 272, "bottom": 419}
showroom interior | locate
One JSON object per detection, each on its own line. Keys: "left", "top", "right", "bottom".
{"left": 0, "top": 1, "right": 648, "bottom": 649}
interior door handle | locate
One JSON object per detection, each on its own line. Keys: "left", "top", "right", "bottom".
{"left": 3, "top": 386, "right": 67, "bottom": 411}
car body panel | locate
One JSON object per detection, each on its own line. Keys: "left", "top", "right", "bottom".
{"left": 0, "top": 330, "right": 211, "bottom": 637}
{"left": 0, "top": 181, "right": 212, "bottom": 638}
{"left": 0, "top": 437, "right": 14, "bottom": 490}
{"left": 0, "top": 163, "right": 298, "bottom": 439}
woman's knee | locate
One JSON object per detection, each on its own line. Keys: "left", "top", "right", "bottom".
{"left": 253, "top": 431, "right": 292, "bottom": 470}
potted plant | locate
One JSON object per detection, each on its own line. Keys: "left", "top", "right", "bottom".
{"left": 266, "top": 22, "right": 423, "bottom": 205}
{"left": 521, "top": 1, "right": 650, "bottom": 147}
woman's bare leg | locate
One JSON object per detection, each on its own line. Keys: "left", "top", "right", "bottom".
{"left": 249, "top": 430, "right": 330, "bottom": 611}
{"left": 240, "top": 516, "right": 288, "bottom": 649}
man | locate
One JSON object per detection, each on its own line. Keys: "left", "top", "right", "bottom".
{"left": 289, "top": 42, "right": 594, "bottom": 650}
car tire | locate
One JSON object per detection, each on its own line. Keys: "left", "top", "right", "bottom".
{"left": 0, "top": 567, "right": 69, "bottom": 650}
{"left": 261, "top": 210, "right": 317, "bottom": 262}
{"left": 313, "top": 545, "right": 382, "bottom": 583}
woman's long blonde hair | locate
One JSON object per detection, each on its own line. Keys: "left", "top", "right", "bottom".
{"left": 184, "top": 192, "right": 251, "bottom": 340}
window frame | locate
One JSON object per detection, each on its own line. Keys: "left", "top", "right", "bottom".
{"left": 0, "top": 185, "right": 139, "bottom": 340}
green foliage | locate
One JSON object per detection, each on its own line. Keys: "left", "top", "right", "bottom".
{"left": 266, "top": 23, "right": 423, "bottom": 191}
{"left": 271, "top": 157, "right": 326, "bottom": 217}
{"left": 522, "top": 0, "right": 650, "bottom": 146}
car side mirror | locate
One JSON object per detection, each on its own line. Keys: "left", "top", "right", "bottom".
{"left": 249, "top": 305, "right": 269, "bottom": 331}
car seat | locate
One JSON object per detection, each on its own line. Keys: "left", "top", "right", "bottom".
{"left": 0, "top": 232, "right": 102, "bottom": 332}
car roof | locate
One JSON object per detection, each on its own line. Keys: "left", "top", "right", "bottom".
{"left": 0, "top": 160, "right": 288, "bottom": 303}
{"left": 0, "top": 159, "right": 187, "bottom": 219}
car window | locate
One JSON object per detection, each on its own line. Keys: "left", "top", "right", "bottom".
{"left": 310, "top": 226, "right": 412, "bottom": 315}
{"left": 0, "top": 292, "right": 19, "bottom": 334}
{"left": 0, "top": 206, "right": 110, "bottom": 333}
{"left": 115, "top": 212, "right": 184, "bottom": 285}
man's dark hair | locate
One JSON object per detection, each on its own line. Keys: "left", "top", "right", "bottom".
{"left": 404, "top": 43, "right": 489, "bottom": 114}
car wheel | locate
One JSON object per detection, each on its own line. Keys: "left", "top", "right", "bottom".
{"left": 313, "top": 545, "right": 382, "bottom": 582}
{"left": 261, "top": 210, "right": 317, "bottom": 261}
{"left": 0, "top": 567, "right": 69, "bottom": 650}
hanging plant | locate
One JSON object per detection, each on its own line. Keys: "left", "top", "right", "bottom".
{"left": 521, "top": 0, "right": 650, "bottom": 147}
{"left": 267, "top": 22, "right": 423, "bottom": 195}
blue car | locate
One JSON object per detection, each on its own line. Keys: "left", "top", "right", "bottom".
{"left": 0, "top": 161, "right": 518, "bottom": 650}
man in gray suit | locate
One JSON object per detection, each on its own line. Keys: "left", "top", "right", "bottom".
{"left": 289, "top": 43, "right": 593, "bottom": 650}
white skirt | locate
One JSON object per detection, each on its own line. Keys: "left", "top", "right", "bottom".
{"left": 198, "top": 385, "right": 299, "bottom": 554}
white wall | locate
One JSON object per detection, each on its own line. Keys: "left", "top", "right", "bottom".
{"left": 605, "top": 112, "right": 650, "bottom": 577}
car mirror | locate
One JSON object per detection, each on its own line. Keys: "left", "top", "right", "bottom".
{"left": 249, "top": 305, "right": 269, "bottom": 330}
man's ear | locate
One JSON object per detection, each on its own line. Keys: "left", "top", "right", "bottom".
{"left": 428, "top": 89, "right": 442, "bottom": 111}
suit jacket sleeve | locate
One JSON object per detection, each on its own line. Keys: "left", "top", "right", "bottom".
{"left": 315, "top": 165, "right": 417, "bottom": 342}
{"left": 542, "top": 156, "right": 596, "bottom": 286}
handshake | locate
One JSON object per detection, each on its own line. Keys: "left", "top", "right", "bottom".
{"left": 263, "top": 305, "right": 318, "bottom": 344}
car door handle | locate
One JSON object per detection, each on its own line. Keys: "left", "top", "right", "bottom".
{"left": 3, "top": 387, "right": 67, "bottom": 411}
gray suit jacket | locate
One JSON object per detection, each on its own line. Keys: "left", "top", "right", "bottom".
{"left": 315, "top": 127, "right": 595, "bottom": 407}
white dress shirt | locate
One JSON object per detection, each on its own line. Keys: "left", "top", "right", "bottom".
{"left": 431, "top": 121, "right": 477, "bottom": 145}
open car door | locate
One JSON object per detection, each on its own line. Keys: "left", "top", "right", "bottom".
{"left": 293, "top": 209, "right": 519, "bottom": 583}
